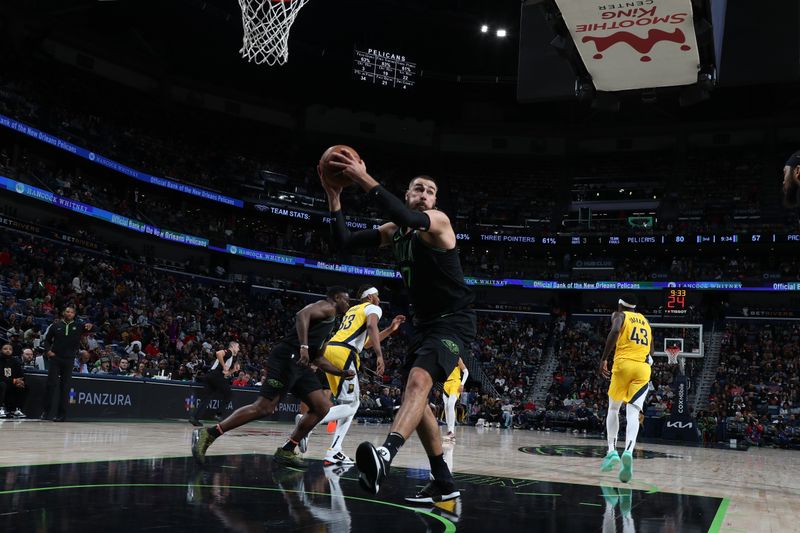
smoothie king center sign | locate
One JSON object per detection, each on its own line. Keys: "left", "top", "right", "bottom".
{"left": 555, "top": 0, "right": 701, "bottom": 91}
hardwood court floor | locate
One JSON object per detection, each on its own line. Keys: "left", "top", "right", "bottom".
{"left": 1, "top": 419, "right": 798, "bottom": 532}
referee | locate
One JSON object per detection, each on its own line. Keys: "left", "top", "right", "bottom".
{"left": 782, "top": 150, "right": 800, "bottom": 207}
{"left": 189, "top": 341, "right": 240, "bottom": 426}
{"left": 42, "top": 306, "right": 93, "bottom": 421}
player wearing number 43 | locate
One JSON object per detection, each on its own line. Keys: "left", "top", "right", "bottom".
{"left": 597, "top": 294, "right": 654, "bottom": 484}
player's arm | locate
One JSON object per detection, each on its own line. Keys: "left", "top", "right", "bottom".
{"left": 364, "top": 314, "right": 405, "bottom": 349}
{"left": 328, "top": 150, "right": 453, "bottom": 239}
{"left": 598, "top": 312, "right": 625, "bottom": 379}
{"left": 458, "top": 358, "right": 469, "bottom": 393}
{"left": 319, "top": 163, "right": 392, "bottom": 250}
{"left": 294, "top": 300, "right": 336, "bottom": 366}
{"left": 365, "top": 312, "right": 385, "bottom": 375}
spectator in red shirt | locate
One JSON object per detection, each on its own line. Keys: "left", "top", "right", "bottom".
{"left": 232, "top": 371, "right": 250, "bottom": 388}
{"left": 144, "top": 340, "right": 160, "bottom": 359}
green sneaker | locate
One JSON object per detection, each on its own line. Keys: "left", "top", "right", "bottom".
{"left": 191, "top": 428, "right": 216, "bottom": 465}
{"left": 600, "top": 450, "right": 620, "bottom": 472}
{"left": 618, "top": 451, "right": 634, "bottom": 483}
{"left": 273, "top": 447, "right": 307, "bottom": 468}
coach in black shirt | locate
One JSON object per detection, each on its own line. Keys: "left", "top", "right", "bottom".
{"left": 43, "top": 306, "right": 93, "bottom": 421}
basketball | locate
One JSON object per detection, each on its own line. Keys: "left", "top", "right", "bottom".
{"left": 319, "top": 144, "right": 360, "bottom": 189}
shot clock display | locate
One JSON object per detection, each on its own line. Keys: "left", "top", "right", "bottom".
{"left": 664, "top": 288, "right": 690, "bottom": 315}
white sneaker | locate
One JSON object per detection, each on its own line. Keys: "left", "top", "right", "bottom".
{"left": 0, "top": 407, "right": 6, "bottom": 418}
{"left": 324, "top": 450, "right": 355, "bottom": 466}
{"left": 444, "top": 431, "right": 456, "bottom": 442}
{"left": 12, "top": 409, "right": 25, "bottom": 419}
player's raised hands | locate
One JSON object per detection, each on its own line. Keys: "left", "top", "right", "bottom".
{"left": 327, "top": 149, "right": 368, "bottom": 183}
{"left": 318, "top": 163, "right": 342, "bottom": 197}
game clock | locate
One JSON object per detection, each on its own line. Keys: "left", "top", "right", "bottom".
{"left": 664, "top": 288, "right": 690, "bottom": 316}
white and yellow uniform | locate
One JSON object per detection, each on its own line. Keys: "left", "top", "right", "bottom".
{"left": 443, "top": 366, "right": 461, "bottom": 398}
{"left": 324, "top": 302, "right": 382, "bottom": 401}
{"left": 608, "top": 311, "right": 652, "bottom": 409}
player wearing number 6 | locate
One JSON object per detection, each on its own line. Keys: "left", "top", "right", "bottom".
{"left": 597, "top": 293, "right": 654, "bottom": 483}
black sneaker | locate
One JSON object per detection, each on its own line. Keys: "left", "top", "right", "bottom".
{"left": 355, "top": 442, "right": 389, "bottom": 495}
{"left": 188, "top": 416, "right": 202, "bottom": 427}
{"left": 404, "top": 479, "right": 460, "bottom": 504}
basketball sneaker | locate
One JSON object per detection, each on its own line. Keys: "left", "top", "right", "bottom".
{"left": 324, "top": 450, "right": 355, "bottom": 466}
{"left": 188, "top": 416, "right": 202, "bottom": 427}
{"left": 355, "top": 441, "right": 390, "bottom": 495}
{"left": 618, "top": 450, "right": 634, "bottom": 483}
{"left": 12, "top": 409, "right": 25, "bottom": 419}
{"left": 600, "top": 450, "right": 620, "bottom": 472}
{"left": 273, "top": 447, "right": 307, "bottom": 468}
{"left": 191, "top": 428, "right": 216, "bottom": 465}
{"left": 404, "top": 479, "right": 460, "bottom": 504}
{"left": 444, "top": 431, "right": 456, "bottom": 442}
{"left": 0, "top": 407, "right": 6, "bottom": 418}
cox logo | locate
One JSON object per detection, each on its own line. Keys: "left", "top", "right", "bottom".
{"left": 88, "top": 152, "right": 96, "bottom": 161}
{"left": 15, "top": 182, "right": 25, "bottom": 194}
{"left": 229, "top": 246, "right": 238, "bottom": 254}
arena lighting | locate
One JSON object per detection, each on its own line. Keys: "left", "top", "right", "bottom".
{"left": 480, "top": 24, "right": 489, "bottom": 33}
{"left": 496, "top": 29, "right": 507, "bottom": 38}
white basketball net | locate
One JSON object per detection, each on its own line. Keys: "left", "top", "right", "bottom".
{"left": 666, "top": 347, "right": 681, "bottom": 365}
{"left": 238, "top": 0, "right": 310, "bottom": 66}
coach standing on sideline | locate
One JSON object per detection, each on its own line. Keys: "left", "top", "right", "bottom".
{"left": 42, "top": 306, "right": 92, "bottom": 421}
{"left": 781, "top": 151, "right": 800, "bottom": 207}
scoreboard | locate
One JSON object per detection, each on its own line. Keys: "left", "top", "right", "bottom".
{"left": 353, "top": 47, "right": 416, "bottom": 89}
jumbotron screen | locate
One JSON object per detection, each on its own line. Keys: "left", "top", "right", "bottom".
{"left": 353, "top": 47, "right": 416, "bottom": 89}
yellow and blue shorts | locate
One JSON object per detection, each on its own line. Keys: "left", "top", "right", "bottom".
{"left": 608, "top": 358, "right": 651, "bottom": 410}
{"left": 323, "top": 342, "right": 360, "bottom": 401}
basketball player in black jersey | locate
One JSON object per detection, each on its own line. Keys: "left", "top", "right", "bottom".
{"left": 191, "top": 287, "right": 355, "bottom": 467}
{"left": 188, "top": 341, "right": 240, "bottom": 426}
{"left": 324, "top": 151, "right": 476, "bottom": 503}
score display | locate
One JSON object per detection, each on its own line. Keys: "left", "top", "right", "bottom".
{"left": 353, "top": 48, "right": 416, "bottom": 89}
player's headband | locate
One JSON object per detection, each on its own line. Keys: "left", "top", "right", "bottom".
{"left": 786, "top": 150, "right": 800, "bottom": 168}
{"left": 618, "top": 299, "right": 636, "bottom": 309}
{"left": 361, "top": 287, "right": 378, "bottom": 299}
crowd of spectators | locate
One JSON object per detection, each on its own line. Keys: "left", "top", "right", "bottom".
{"left": 705, "top": 321, "right": 800, "bottom": 448}
{"left": 0, "top": 229, "right": 415, "bottom": 418}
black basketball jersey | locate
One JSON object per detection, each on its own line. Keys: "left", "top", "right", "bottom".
{"left": 391, "top": 228, "right": 474, "bottom": 322}
{"left": 282, "top": 314, "right": 337, "bottom": 355}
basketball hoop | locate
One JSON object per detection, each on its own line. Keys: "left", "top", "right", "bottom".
{"left": 666, "top": 346, "right": 681, "bottom": 365}
{"left": 238, "top": 0, "right": 310, "bottom": 66}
